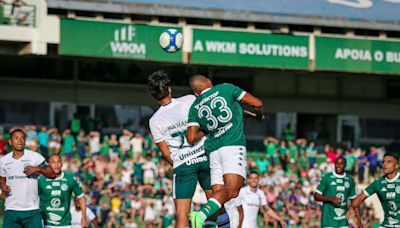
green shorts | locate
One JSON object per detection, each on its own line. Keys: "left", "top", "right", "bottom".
{"left": 173, "top": 155, "right": 211, "bottom": 199}
{"left": 3, "top": 209, "right": 43, "bottom": 228}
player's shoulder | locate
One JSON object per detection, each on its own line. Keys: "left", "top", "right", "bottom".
{"left": 0, "top": 152, "right": 13, "bottom": 163}
{"left": 176, "top": 94, "right": 196, "bottom": 103}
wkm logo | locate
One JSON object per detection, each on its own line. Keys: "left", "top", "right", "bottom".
{"left": 110, "top": 25, "right": 146, "bottom": 58}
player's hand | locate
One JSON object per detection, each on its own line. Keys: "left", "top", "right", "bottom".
{"left": 330, "top": 197, "right": 342, "bottom": 205}
{"left": 346, "top": 207, "right": 355, "bottom": 220}
{"left": 279, "top": 219, "right": 287, "bottom": 228}
{"left": 0, "top": 184, "right": 11, "bottom": 196}
{"left": 24, "top": 166, "right": 39, "bottom": 176}
{"left": 81, "top": 217, "right": 88, "bottom": 228}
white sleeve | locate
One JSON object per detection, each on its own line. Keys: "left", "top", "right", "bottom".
{"left": 86, "top": 207, "right": 96, "bottom": 221}
{"left": 259, "top": 191, "right": 268, "bottom": 207}
{"left": 0, "top": 160, "right": 6, "bottom": 177}
{"left": 33, "top": 152, "right": 46, "bottom": 166}
{"left": 149, "top": 118, "right": 164, "bottom": 143}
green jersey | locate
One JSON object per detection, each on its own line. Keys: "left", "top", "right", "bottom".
{"left": 316, "top": 172, "right": 356, "bottom": 227}
{"left": 188, "top": 83, "right": 246, "bottom": 153}
{"left": 266, "top": 142, "right": 277, "bottom": 157}
{"left": 364, "top": 173, "right": 400, "bottom": 227}
{"left": 38, "top": 172, "right": 84, "bottom": 227}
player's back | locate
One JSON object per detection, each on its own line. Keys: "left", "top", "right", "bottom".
{"left": 150, "top": 95, "right": 205, "bottom": 166}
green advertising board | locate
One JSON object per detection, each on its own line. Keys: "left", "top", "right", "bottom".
{"left": 191, "top": 29, "right": 309, "bottom": 69}
{"left": 316, "top": 36, "right": 400, "bottom": 74}
{"left": 60, "top": 19, "right": 182, "bottom": 62}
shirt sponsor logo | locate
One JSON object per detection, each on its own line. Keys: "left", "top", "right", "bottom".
{"left": 336, "top": 179, "right": 343, "bottom": 184}
{"left": 389, "top": 201, "right": 397, "bottom": 211}
{"left": 386, "top": 192, "right": 396, "bottom": 199}
{"left": 51, "top": 198, "right": 61, "bottom": 208}
{"left": 52, "top": 182, "right": 60, "bottom": 187}
{"left": 388, "top": 184, "right": 395, "bottom": 189}
{"left": 186, "top": 156, "right": 208, "bottom": 166}
{"left": 51, "top": 190, "right": 61, "bottom": 196}
{"left": 48, "top": 212, "right": 62, "bottom": 222}
{"left": 388, "top": 217, "right": 399, "bottom": 225}
{"left": 336, "top": 186, "right": 345, "bottom": 191}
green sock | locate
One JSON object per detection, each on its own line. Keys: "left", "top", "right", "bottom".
{"left": 199, "top": 198, "right": 222, "bottom": 221}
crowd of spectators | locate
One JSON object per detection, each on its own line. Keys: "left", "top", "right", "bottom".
{"left": 0, "top": 122, "right": 385, "bottom": 227}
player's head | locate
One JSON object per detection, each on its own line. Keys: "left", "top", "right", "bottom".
{"left": 247, "top": 170, "right": 260, "bottom": 188}
{"left": 334, "top": 156, "right": 346, "bottom": 175}
{"left": 9, "top": 128, "right": 26, "bottom": 152}
{"left": 383, "top": 152, "right": 399, "bottom": 175}
{"left": 147, "top": 70, "right": 171, "bottom": 101}
{"left": 48, "top": 154, "right": 63, "bottom": 175}
{"left": 188, "top": 75, "right": 213, "bottom": 96}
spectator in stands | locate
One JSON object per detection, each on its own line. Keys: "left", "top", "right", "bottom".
{"left": 62, "top": 129, "right": 76, "bottom": 160}
{"left": 0, "top": 133, "right": 5, "bottom": 156}
{"left": 264, "top": 137, "right": 278, "bottom": 165}
{"left": 306, "top": 141, "right": 317, "bottom": 168}
{"left": 119, "top": 129, "right": 133, "bottom": 159}
{"left": 278, "top": 140, "right": 289, "bottom": 171}
{"left": 357, "top": 149, "right": 368, "bottom": 184}
{"left": 367, "top": 147, "right": 379, "bottom": 180}
{"left": 37, "top": 126, "right": 50, "bottom": 160}
{"left": 131, "top": 132, "right": 145, "bottom": 159}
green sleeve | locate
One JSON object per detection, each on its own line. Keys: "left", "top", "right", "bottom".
{"left": 364, "top": 179, "right": 378, "bottom": 197}
{"left": 315, "top": 174, "right": 327, "bottom": 195}
{"left": 187, "top": 105, "right": 199, "bottom": 126}
{"left": 349, "top": 177, "right": 357, "bottom": 199}
{"left": 71, "top": 176, "right": 84, "bottom": 198}
{"left": 225, "top": 83, "right": 245, "bottom": 101}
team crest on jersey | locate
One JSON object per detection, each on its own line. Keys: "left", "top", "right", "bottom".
{"left": 395, "top": 186, "right": 400, "bottom": 194}
{"left": 389, "top": 201, "right": 397, "bottom": 211}
{"left": 50, "top": 198, "right": 61, "bottom": 208}
{"left": 344, "top": 182, "right": 350, "bottom": 188}
{"left": 61, "top": 183, "right": 68, "bottom": 191}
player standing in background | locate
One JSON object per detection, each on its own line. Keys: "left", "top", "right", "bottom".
{"left": 71, "top": 197, "right": 98, "bottom": 228}
{"left": 314, "top": 157, "right": 361, "bottom": 227}
{"left": 236, "top": 171, "right": 285, "bottom": 228}
{"left": 347, "top": 152, "right": 400, "bottom": 227}
{"left": 186, "top": 75, "right": 264, "bottom": 227}
{"left": 38, "top": 154, "right": 88, "bottom": 228}
{"left": 0, "top": 128, "right": 57, "bottom": 228}
{"left": 148, "top": 71, "right": 225, "bottom": 228}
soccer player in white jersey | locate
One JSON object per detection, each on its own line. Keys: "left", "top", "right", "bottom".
{"left": 0, "top": 128, "right": 57, "bottom": 228}
{"left": 71, "top": 197, "right": 98, "bottom": 228}
{"left": 148, "top": 71, "right": 227, "bottom": 228}
{"left": 236, "top": 171, "right": 285, "bottom": 228}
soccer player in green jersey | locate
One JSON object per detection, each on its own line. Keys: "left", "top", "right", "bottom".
{"left": 38, "top": 154, "right": 88, "bottom": 228}
{"left": 186, "top": 75, "right": 264, "bottom": 227}
{"left": 314, "top": 156, "right": 361, "bottom": 227}
{"left": 347, "top": 152, "right": 400, "bottom": 227}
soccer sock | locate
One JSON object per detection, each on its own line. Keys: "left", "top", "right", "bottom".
{"left": 203, "top": 221, "right": 217, "bottom": 228}
{"left": 216, "top": 211, "right": 230, "bottom": 228}
{"left": 199, "top": 198, "right": 222, "bottom": 221}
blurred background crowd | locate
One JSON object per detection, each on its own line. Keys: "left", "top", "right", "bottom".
{"left": 0, "top": 120, "right": 385, "bottom": 228}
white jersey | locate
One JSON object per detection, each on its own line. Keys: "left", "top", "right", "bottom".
{"left": 149, "top": 95, "right": 206, "bottom": 168}
{"left": 70, "top": 206, "right": 96, "bottom": 228}
{"left": 0, "top": 149, "right": 45, "bottom": 211}
{"left": 235, "top": 186, "right": 268, "bottom": 228}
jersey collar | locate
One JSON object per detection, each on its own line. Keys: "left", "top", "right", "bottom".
{"left": 385, "top": 172, "right": 400, "bottom": 183}
{"left": 200, "top": 88, "right": 211, "bottom": 95}
{"left": 332, "top": 171, "right": 346, "bottom": 178}
{"left": 54, "top": 171, "right": 65, "bottom": 180}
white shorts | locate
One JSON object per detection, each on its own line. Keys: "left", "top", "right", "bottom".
{"left": 209, "top": 145, "right": 247, "bottom": 186}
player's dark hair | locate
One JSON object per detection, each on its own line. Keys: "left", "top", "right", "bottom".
{"left": 335, "top": 156, "right": 346, "bottom": 164}
{"left": 249, "top": 170, "right": 260, "bottom": 176}
{"left": 9, "top": 128, "right": 26, "bottom": 138}
{"left": 384, "top": 152, "right": 399, "bottom": 163}
{"left": 147, "top": 70, "right": 171, "bottom": 101}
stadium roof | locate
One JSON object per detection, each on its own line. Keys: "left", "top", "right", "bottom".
{"left": 48, "top": 0, "right": 400, "bottom": 31}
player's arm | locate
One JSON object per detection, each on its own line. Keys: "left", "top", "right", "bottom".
{"left": 78, "top": 196, "right": 88, "bottom": 228}
{"left": 186, "top": 126, "right": 205, "bottom": 145}
{"left": 239, "top": 93, "right": 264, "bottom": 121}
{"left": 313, "top": 192, "right": 342, "bottom": 205}
{"left": 262, "top": 206, "right": 286, "bottom": 228}
{"left": 346, "top": 192, "right": 368, "bottom": 219}
{"left": 0, "top": 176, "right": 10, "bottom": 195}
{"left": 24, "top": 162, "right": 57, "bottom": 179}
{"left": 236, "top": 205, "right": 244, "bottom": 228}
{"left": 155, "top": 141, "right": 173, "bottom": 166}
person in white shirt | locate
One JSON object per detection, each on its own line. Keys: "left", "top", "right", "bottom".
{"left": 88, "top": 131, "right": 100, "bottom": 157}
{"left": 70, "top": 197, "right": 98, "bottom": 228}
{"left": 130, "top": 133, "right": 144, "bottom": 159}
{"left": 142, "top": 154, "right": 157, "bottom": 185}
{"left": 0, "top": 128, "right": 57, "bottom": 228}
{"left": 236, "top": 171, "right": 286, "bottom": 228}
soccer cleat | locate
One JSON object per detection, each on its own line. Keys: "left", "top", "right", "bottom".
{"left": 189, "top": 211, "right": 205, "bottom": 228}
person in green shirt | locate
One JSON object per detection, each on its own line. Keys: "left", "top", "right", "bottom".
{"left": 62, "top": 129, "right": 76, "bottom": 160}
{"left": 186, "top": 75, "right": 264, "bottom": 227}
{"left": 70, "top": 113, "right": 81, "bottom": 141}
{"left": 263, "top": 137, "right": 278, "bottom": 166}
{"left": 314, "top": 157, "right": 361, "bottom": 227}
{"left": 283, "top": 123, "right": 295, "bottom": 142}
{"left": 344, "top": 149, "right": 357, "bottom": 175}
{"left": 347, "top": 152, "right": 400, "bottom": 227}
{"left": 278, "top": 141, "right": 289, "bottom": 171}
{"left": 38, "top": 154, "right": 87, "bottom": 228}
{"left": 306, "top": 142, "right": 317, "bottom": 168}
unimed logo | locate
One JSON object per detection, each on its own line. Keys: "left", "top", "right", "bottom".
{"left": 110, "top": 25, "right": 146, "bottom": 58}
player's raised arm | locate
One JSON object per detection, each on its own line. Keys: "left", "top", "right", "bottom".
{"left": 240, "top": 93, "right": 264, "bottom": 121}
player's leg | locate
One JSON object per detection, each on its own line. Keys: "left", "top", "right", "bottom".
{"left": 190, "top": 146, "right": 246, "bottom": 227}
{"left": 3, "top": 210, "right": 23, "bottom": 228}
{"left": 20, "top": 209, "right": 43, "bottom": 228}
{"left": 173, "top": 165, "right": 197, "bottom": 228}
